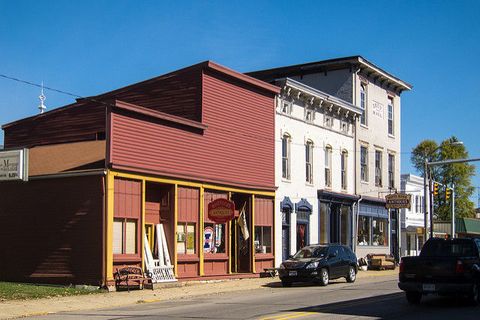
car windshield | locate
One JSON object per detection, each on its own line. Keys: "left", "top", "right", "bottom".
{"left": 292, "top": 246, "right": 328, "bottom": 259}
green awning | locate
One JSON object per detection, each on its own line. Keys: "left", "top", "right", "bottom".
{"left": 456, "top": 218, "right": 480, "bottom": 235}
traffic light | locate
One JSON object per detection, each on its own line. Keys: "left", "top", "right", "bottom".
{"left": 433, "top": 182, "right": 439, "bottom": 196}
{"left": 446, "top": 188, "right": 452, "bottom": 201}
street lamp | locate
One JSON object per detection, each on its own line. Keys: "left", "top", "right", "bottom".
{"left": 423, "top": 141, "right": 463, "bottom": 241}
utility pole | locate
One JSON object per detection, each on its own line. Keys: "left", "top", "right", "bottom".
{"left": 451, "top": 184, "right": 455, "bottom": 238}
{"left": 423, "top": 159, "right": 428, "bottom": 242}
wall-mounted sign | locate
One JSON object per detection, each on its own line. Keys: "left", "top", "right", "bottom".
{"left": 0, "top": 149, "right": 28, "bottom": 182}
{"left": 208, "top": 198, "right": 235, "bottom": 223}
{"left": 385, "top": 193, "right": 411, "bottom": 209}
{"left": 372, "top": 101, "right": 384, "bottom": 119}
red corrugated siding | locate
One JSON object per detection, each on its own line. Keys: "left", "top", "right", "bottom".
{"left": 114, "top": 178, "right": 141, "bottom": 219}
{"left": 0, "top": 176, "right": 104, "bottom": 285}
{"left": 4, "top": 104, "right": 106, "bottom": 149}
{"left": 255, "top": 197, "right": 274, "bottom": 226}
{"left": 110, "top": 69, "right": 275, "bottom": 190}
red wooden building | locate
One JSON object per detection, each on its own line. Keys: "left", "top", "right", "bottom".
{"left": 0, "top": 61, "right": 279, "bottom": 287}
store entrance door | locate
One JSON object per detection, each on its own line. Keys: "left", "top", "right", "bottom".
{"left": 230, "top": 197, "right": 251, "bottom": 273}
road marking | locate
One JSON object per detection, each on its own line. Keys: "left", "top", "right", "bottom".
{"left": 259, "top": 311, "right": 315, "bottom": 320}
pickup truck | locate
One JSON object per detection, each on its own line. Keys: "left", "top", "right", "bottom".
{"left": 398, "top": 237, "right": 480, "bottom": 304}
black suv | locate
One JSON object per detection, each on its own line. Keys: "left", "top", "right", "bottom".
{"left": 278, "top": 244, "right": 358, "bottom": 287}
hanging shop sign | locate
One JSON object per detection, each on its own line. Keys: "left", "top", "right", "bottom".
{"left": 385, "top": 193, "right": 411, "bottom": 209}
{"left": 208, "top": 198, "right": 235, "bottom": 223}
{"left": 0, "top": 149, "right": 29, "bottom": 182}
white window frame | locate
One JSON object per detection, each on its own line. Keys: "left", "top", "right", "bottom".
{"left": 388, "top": 153, "right": 395, "bottom": 189}
{"left": 281, "top": 101, "right": 292, "bottom": 115}
{"left": 360, "top": 145, "right": 369, "bottom": 182}
{"left": 282, "top": 133, "right": 291, "bottom": 180}
{"left": 305, "top": 108, "right": 315, "bottom": 123}
{"left": 324, "top": 115, "right": 334, "bottom": 128}
{"left": 388, "top": 97, "right": 394, "bottom": 136}
{"left": 375, "top": 150, "right": 383, "bottom": 187}
{"left": 360, "top": 83, "right": 367, "bottom": 126}
{"left": 341, "top": 150, "right": 348, "bottom": 190}
{"left": 325, "top": 146, "right": 332, "bottom": 188}
{"left": 305, "top": 140, "right": 314, "bottom": 184}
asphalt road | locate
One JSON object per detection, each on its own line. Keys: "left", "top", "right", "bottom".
{"left": 27, "top": 275, "right": 480, "bottom": 320}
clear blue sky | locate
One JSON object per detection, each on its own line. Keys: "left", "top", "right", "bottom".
{"left": 1, "top": 1, "right": 479, "bottom": 203}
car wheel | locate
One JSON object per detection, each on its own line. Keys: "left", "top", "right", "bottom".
{"left": 469, "top": 282, "right": 480, "bottom": 305}
{"left": 346, "top": 266, "right": 356, "bottom": 283}
{"left": 281, "top": 280, "right": 292, "bottom": 287}
{"left": 406, "top": 291, "right": 422, "bottom": 305}
{"left": 319, "top": 268, "right": 329, "bottom": 286}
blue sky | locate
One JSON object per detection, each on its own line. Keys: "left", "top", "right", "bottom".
{"left": 1, "top": 1, "right": 479, "bottom": 202}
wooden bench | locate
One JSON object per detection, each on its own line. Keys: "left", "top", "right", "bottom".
{"left": 114, "top": 266, "right": 149, "bottom": 291}
{"left": 263, "top": 268, "right": 278, "bottom": 277}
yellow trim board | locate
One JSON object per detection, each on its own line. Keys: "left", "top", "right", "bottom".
{"left": 105, "top": 171, "right": 115, "bottom": 281}
{"left": 251, "top": 194, "right": 256, "bottom": 273}
{"left": 199, "top": 187, "right": 205, "bottom": 276}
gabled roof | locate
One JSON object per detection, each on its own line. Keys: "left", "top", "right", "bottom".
{"left": 247, "top": 55, "right": 412, "bottom": 93}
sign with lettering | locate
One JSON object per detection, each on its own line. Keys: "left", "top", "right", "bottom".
{"left": 385, "top": 193, "right": 411, "bottom": 209}
{"left": 208, "top": 198, "right": 235, "bottom": 223}
{"left": 0, "top": 149, "right": 28, "bottom": 181}
{"left": 372, "top": 101, "right": 384, "bottom": 119}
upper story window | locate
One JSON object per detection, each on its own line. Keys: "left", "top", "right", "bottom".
{"left": 388, "top": 97, "right": 394, "bottom": 135}
{"left": 282, "top": 133, "right": 291, "bottom": 180}
{"left": 341, "top": 121, "right": 349, "bottom": 134}
{"left": 281, "top": 101, "right": 292, "bottom": 115}
{"left": 388, "top": 153, "right": 395, "bottom": 189}
{"left": 360, "top": 146, "right": 368, "bottom": 182}
{"left": 324, "top": 115, "right": 334, "bottom": 128}
{"left": 341, "top": 151, "right": 348, "bottom": 190}
{"left": 360, "top": 83, "right": 367, "bottom": 126}
{"left": 324, "top": 146, "right": 332, "bottom": 188}
{"left": 305, "top": 108, "right": 315, "bottom": 123}
{"left": 305, "top": 140, "right": 314, "bottom": 184}
{"left": 375, "top": 150, "right": 383, "bottom": 187}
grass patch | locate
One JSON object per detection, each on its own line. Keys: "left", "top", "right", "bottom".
{"left": 0, "top": 282, "right": 105, "bottom": 301}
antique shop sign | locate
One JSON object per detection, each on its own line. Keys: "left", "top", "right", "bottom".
{"left": 208, "top": 198, "right": 235, "bottom": 223}
{"left": 385, "top": 193, "right": 411, "bottom": 209}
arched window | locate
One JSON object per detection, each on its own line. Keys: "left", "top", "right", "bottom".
{"left": 282, "top": 133, "right": 291, "bottom": 179}
{"left": 305, "top": 140, "right": 314, "bottom": 183}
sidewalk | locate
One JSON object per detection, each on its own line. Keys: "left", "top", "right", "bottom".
{"left": 0, "top": 269, "right": 398, "bottom": 319}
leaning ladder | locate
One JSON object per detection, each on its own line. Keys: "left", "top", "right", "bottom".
{"left": 144, "top": 224, "right": 177, "bottom": 283}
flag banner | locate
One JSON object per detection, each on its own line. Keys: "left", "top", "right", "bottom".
{"left": 238, "top": 202, "right": 250, "bottom": 240}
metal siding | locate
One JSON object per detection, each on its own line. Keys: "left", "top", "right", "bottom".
{"left": 0, "top": 176, "right": 104, "bottom": 285}
{"left": 110, "top": 70, "right": 275, "bottom": 190}
{"left": 114, "top": 178, "right": 141, "bottom": 219}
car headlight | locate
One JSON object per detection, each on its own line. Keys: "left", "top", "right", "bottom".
{"left": 306, "top": 261, "right": 319, "bottom": 269}
{"left": 279, "top": 264, "right": 285, "bottom": 269}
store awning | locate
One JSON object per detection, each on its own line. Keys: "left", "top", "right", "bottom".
{"left": 359, "top": 203, "right": 388, "bottom": 219}
{"left": 456, "top": 218, "right": 480, "bottom": 235}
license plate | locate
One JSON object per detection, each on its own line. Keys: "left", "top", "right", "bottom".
{"left": 289, "top": 271, "right": 297, "bottom": 276}
{"left": 423, "top": 284, "right": 435, "bottom": 292}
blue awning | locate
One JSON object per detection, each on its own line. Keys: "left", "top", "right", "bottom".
{"left": 359, "top": 203, "right": 388, "bottom": 219}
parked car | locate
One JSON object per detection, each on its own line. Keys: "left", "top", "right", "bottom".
{"left": 398, "top": 237, "right": 480, "bottom": 305}
{"left": 278, "top": 244, "right": 358, "bottom": 287}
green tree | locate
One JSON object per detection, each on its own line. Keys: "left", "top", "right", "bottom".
{"left": 411, "top": 136, "right": 476, "bottom": 220}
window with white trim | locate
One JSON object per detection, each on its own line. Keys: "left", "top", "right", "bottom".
{"left": 325, "top": 146, "right": 332, "bottom": 188}
{"left": 282, "top": 134, "right": 291, "bottom": 179}
{"left": 388, "top": 153, "right": 395, "bottom": 189}
{"left": 324, "top": 115, "right": 334, "bottom": 128}
{"left": 360, "top": 83, "right": 367, "bottom": 126}
{"left": 360, "top": 146, "right": 368, "bottom": 182}
{"left": 305, "top": 140, "right": 313, "bottom": 184}
{"left": 305, "top": 108, "right": 314, "bottom": 123}
{"left": 388, "top": 97, "right": 394, "bottom": 135}
{"left": 281, "top": 101, "right": 292, "bottom": 115}
{"left": 375, "top": 150, "right": 383, "bottom": 187}
{"left": 341, "top": 151, "right": 348, "bottom": 190}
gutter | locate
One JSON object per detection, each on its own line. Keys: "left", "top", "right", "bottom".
{"left": 28, "top": 169, "right": 107, "bottom": 180}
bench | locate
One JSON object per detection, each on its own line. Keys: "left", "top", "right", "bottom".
{"left": 262, "top": 268, "right": 278, "bottom": 277}
{"left": 114, "top": 266, "right": 149, "bottom": 291}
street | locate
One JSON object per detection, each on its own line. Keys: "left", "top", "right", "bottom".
{"left": 25, "top": 275, "right": 480, "bottom": 320}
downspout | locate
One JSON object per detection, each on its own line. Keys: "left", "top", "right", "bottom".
{"left": 354, "top": 196, "right": 363, "bottom": 256}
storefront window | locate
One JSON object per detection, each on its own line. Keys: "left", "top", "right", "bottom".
{"left": 254, "top": 226, "right": 272, "bottom": 254}
{"left": 177, "top": 223, "right": 196, "bottom": 254}
{"left": 372, "top": 218, "right": 388, "bottom": 246}
{"left": 203, "top": 223, "right": 226, "bottom": 254}
{"left": 358, "top": 216, "right": 370, "bottom": 246}
{"left": 340, "top": 206, "right": 351, "bottom": 246}
{"left": 113, "top": 218, "right": 138, "bottom": 254}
